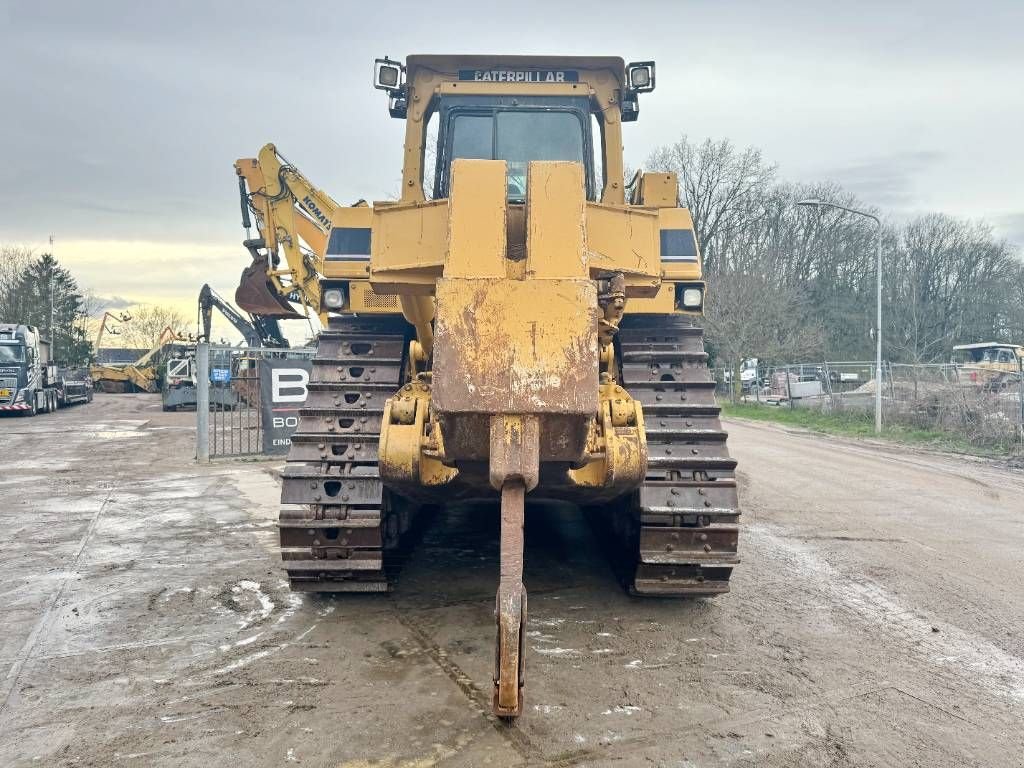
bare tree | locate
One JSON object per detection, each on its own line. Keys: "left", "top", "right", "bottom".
{"left": 646, "top": 136, "right": 776, "bottom": 275}
{"left": 0, "top": 245, "right": 35, "bottom": 320}
{"left": 116, "top": 304, "right": 188, "bottom": 349}
{"left": 646, "top": 134, "right": 1024, "bottom": 364}
{"left": 704, "top": 271, "right": 825, "bottom": 400}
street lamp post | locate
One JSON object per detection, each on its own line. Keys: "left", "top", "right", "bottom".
{"left": 796, "top": 199, "right": 883, "bottom": 434}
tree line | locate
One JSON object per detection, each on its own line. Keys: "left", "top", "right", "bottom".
{"left": 1, "top": 245, "right": 190, "bottom": 365}
{"left": 646, "top": 137, "right": 1024, "bottom": 374}
{"left": 0, "top": 246, "right": 93, "bottom": 365}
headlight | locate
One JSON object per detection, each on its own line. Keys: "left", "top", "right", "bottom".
{"left": 323, "top": 288, "right": 345, "bottom": 309}
{"left": 681, "top": 288, "right": 703, "bottom": 309}
{"left": 378, "top": 65, "right": 399, "bottom": 87}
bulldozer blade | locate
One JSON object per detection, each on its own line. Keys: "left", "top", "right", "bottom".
{"left": 235, "top": 254, "right": 304, "bottom": 319}
{"left": 493, "top": 480, "right": 526, "bottom": 719}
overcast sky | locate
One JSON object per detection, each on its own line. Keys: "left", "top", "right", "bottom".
{"left": 1, "top": 0, "right": 1021, "bottom": 335}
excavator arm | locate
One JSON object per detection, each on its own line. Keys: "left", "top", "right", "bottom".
{"left": 91, "top": 326, "right": 183, "bottom": 393}
{"left": 198, "top": 283, "right": 288, "bottom": 348}
{"left": 234, "top": 143, "right": 341, "bottom": 321}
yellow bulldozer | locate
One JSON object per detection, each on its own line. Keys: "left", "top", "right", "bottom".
{"left": 233, "top": 54, "right": 740, "bottom": 719}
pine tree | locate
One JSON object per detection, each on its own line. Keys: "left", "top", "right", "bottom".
{"left": 10, "top": 254, "right": 93, "bottom": 365}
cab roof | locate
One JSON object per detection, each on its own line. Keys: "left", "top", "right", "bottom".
{"left": 406, "top": 55, "right": 626, "bottom": 87}
{"left": 953, "top": 342, "right": 1023, "bottom": 351}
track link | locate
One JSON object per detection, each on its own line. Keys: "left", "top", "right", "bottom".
{"left": 613, "top": 314, "right": 741, "bottom": 597}
{"left": 278, "top": 316, "right": 412, "bottom": 592}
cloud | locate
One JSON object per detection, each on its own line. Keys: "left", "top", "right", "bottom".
{"left": 992, "top": 213, "right": 1024, "bottom": 251}
{"left": 816, "top": 151, "right": 945, "bottom": 208}
{"left": 2, "top": 0, "right": 1021, "bottom": 325}
{"left": 88, "top": 296, "right": 134, "bottom": 317}
{"left": 92, "top": 294, "right": 134, "bottom": 313}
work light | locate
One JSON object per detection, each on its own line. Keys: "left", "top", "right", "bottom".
{"left": 626, "top": 61, "right": 656, "bottom": 93}
{"left": 680, "top": 287, "right": 703, "bottom": 309}
{"left": 374, "top": 57, "right": 404, "bottom": 91}
{"left": 323, "top": 288, "right": 345, "bottom": 309}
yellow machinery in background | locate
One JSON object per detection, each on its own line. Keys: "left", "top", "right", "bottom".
{"left": 234, "top": 55, "right": 740, "bottom": 719}
{"left": 90, "top": 326, "right": 182, "bottom": 393}
{"left": 953, "top": 342, "right": 1024, "bottom": 390}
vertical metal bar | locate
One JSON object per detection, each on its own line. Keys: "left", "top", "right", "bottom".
{"left": 221, "top": 351, "right": 227, "bottom": 455}
{"left": 218, "top": 350, "right": 225, "bottom": 456}
{"left": 229, "top": 353, "right": 235, "bottom": 456}
{"left": 255, "top": 351, "right": 262, "bottom": 455}
{"left": 245, "top": 355, "right": 250, "bottom": 455}
{"left": 887, "top": 362, "right": 895, "bottom": 413}
{"left": 196, "top": 342, "right": 209, "bottom": 462}
{"left": 1018, "top": 356, "right": 1023, "bottom": 447}
{"left": 822, "top": 360, "right": 834, "bottom": 409}
{"left": 875, "top": 221, "right": 883, "bottom": 434}
{"left": 246, "top": 353, "right": 251, "bottom": 455}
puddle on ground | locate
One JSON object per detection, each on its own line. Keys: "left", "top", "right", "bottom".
{"left": 0, "top": 474, "right": 49, "bottom": 486}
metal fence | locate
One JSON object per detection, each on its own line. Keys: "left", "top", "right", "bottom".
{"left": 714, "top": 359, "right": 1024, "bottom": 449}
{"left": 195, "top": 343, "right": 316, "bottom": 460}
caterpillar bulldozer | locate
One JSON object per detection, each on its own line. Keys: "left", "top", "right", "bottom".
{"left": 233, "top": 55, "right": 740, "bottom": 719}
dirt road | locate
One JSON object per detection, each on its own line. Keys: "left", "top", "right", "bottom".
{"left": 1, "top": 396, "right": 1022, "bottom": 766}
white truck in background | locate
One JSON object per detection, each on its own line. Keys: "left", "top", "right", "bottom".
{"left": 0, "top": 323, "right": 92, "bottom": 416}
{"left": 723, "top": 358, "right": 760, "bottom": 391}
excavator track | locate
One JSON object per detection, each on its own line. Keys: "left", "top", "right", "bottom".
{"left": 608, "top": 314, "right": 741, "bottom": 597}
{"left": 278, "top": 315, "right": 412, "bottom": 592}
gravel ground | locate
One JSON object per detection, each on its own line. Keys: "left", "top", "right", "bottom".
{"left": 1, "top": 394, "right": 1022, "bottom": 767}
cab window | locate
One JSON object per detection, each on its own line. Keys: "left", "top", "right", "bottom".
{"left": 435, "top": 96, "right": 594, "bottom": 201}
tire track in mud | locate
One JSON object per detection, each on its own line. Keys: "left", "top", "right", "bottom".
{"left": 0, "top": 477, "right": 121, "bottom": 726}
{"left": 390, "top": 604, "right": 599, "bottom": 767}
{"left": 744, "top": 522, "right": 1024, "bottom": 720}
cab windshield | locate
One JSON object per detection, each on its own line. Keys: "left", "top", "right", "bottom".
{"left": 0, "top": 344, "right": 25, "bottom": 363}
{"left": 434, "top": 96, "right": 594, "bottom": 201}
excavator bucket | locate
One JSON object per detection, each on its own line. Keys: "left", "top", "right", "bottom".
{"left": 235, "top": 253, "right": 304, "bottom": 319}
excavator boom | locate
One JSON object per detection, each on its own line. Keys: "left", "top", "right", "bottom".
{"left": 198, "top": 283, "right": 288, "bottom": 347}
{"left": 234, "top": 144, "right": 340, "bottom": 320}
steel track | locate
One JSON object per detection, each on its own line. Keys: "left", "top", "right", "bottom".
{"left": 611, "top": 314, "right": 741, "bottom": 597}
{"left": 278, "top": 316, "right": 413, "bottom": 592}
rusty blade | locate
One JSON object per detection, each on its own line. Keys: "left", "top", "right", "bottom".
{"left": 235, "top": 253, "right": 304, "bottom": 319}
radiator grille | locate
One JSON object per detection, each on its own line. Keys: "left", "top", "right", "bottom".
{"left": 360, "top": 291, "right": 400, "bottom": 310}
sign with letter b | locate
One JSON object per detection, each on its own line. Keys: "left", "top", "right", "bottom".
{"left": 259, "top": 359, "right": 313, "bottom": 454}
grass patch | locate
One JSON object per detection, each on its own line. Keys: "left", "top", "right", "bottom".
{"left": 719, "top": 400, "right": 996, "bottom": 456}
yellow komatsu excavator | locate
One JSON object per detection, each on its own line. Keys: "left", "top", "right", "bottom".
{"left": 233, "top": 55, "right": 741, "bottom": 719}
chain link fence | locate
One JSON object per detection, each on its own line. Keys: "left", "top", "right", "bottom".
{"left": 714, "top": 359, "right": 1024, "bottom": 451}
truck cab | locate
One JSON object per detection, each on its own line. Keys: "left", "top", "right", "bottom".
{"left": 0, "top": 323, "right": 59, "bottom": 415}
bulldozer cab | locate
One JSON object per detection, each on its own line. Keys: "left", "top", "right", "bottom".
{"left": 431, "top": 92, "right": 596, "bottom": 201}
{"left": 375, "top": 55, "right": 655, "bottom": 206}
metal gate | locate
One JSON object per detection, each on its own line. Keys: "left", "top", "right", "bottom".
{"left": 195, "top": 343, "right": 315, "bottom": 460}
